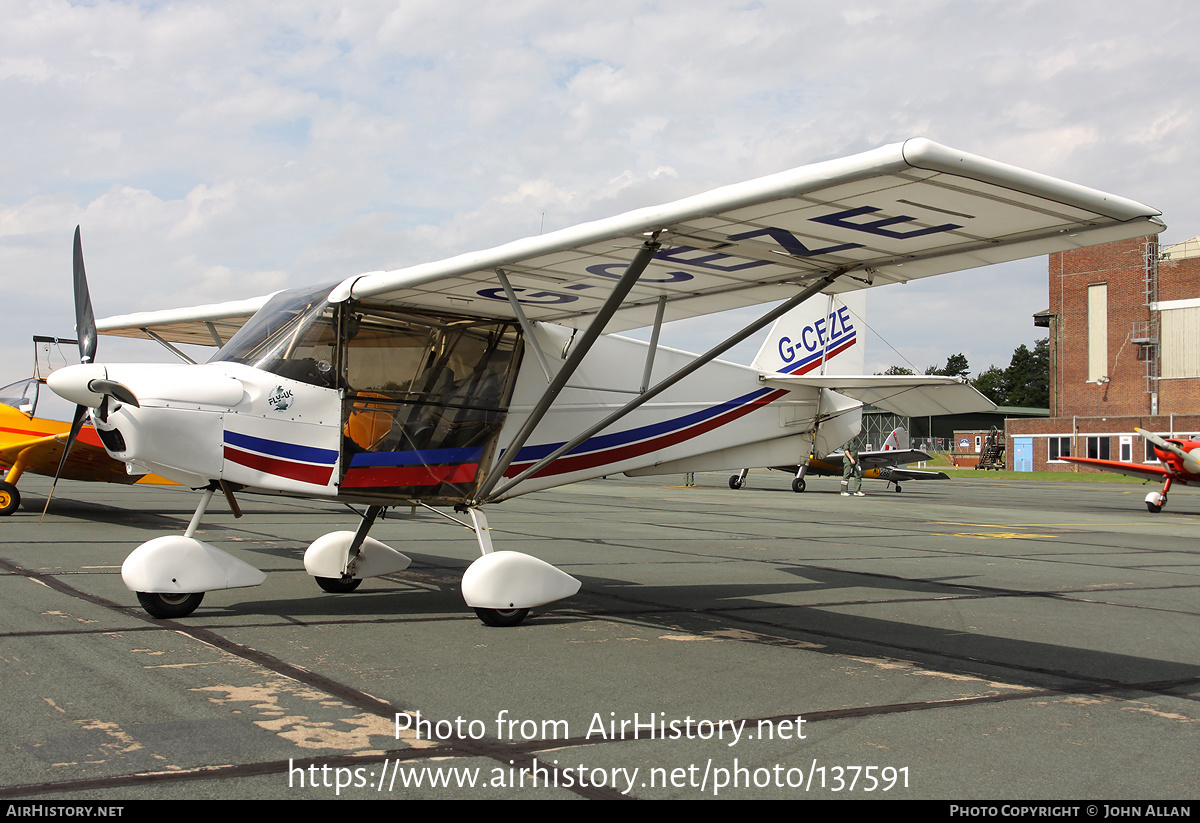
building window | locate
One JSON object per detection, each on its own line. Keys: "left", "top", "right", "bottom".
{"left": 1088, "top": 283, "right": 1107, "bottom": 382}
{"left": 1049, "top": 437, "right": 1072, "bottom": 461}
{"left": 1161, "top": 306, "right": 1200, "bottom": 378}
{"left": 1145, "top": 439, "right": 1160, "bottom": 462}
{"left": 1086, "top": 436, "right": 1110, "bottom": 460}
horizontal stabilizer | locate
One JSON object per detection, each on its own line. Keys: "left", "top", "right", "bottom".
{"left": 760, "top": 374, "right": 995, "bottom": 417}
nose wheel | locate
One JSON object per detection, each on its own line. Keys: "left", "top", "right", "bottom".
{"left": 475, "top": 607, "right": 530, "bottom": 627}
{"left": 316, "top": 576, "right": 363, "bottom": 593}
{"left": 136, "top": 591, "right": 204, "bottom": 619}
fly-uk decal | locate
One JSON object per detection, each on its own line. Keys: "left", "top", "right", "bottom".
{"left": 268, "top": 385, "right": 295, "bottom": 412}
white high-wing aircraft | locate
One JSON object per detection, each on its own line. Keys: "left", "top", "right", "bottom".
{"left": 47, "top": 139, "right": 1163, "bottom": 625}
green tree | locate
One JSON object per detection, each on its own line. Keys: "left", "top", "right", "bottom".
{"left": 925, "top": 353, "right": 970, "bottom": 378}
{"left": 972, "top": 365, "right": 1007, "bottom": 405}
{"left": 1003, "top": 338, "right": 1049, "bottom": 407}
{"left": 878, "top": 365, "right": 916, "bottom": 375}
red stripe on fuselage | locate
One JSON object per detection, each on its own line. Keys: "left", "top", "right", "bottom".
{"left": 341, "top": 462, "right": 479, "bottom": 488}
{"left": 224, "top": 446, "right": 334, "bottom": 486}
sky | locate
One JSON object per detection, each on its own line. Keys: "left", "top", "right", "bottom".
{"left": 3, "top": 0, "right": 1199, "bottom": 417}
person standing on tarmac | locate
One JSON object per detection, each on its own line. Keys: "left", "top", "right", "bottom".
{"left": 841, "top": 440, "right": 864, "bottom": 497}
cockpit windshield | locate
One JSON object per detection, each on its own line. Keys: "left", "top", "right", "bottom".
{"left": 208, "top": 282, "right": 340, "bottom": 387}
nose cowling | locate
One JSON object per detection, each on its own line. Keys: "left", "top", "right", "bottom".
{"left": 46, "top": 363, "right": 110, "bottom": 408}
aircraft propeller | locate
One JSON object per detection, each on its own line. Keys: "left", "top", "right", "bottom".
{"left": 41, "top": 228, "right": 139, "bottom": 519}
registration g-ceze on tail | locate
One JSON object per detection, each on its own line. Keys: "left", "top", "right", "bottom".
{"left": 46, "top": 139, "right": 1163, "bottom": 625}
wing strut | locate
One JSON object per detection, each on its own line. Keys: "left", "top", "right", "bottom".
{"left": 479, "top": 266, "right": 854, "bottom": 504}
{"left": 496, "top": 268, "right": 554, "bottom": 383}
{"left": 639, "top": 296, "right": 667, "bottom": 393}
{"left": 141, "top": 328, "right": 197, "bottom": 364}
{"left": 474, "top": 236, "right": 663, "bottom": 501}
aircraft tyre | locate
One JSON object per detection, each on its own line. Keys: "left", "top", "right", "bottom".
{"left": 1147, "top": 501, "right": 1164, "bottom": 513}
{"left": 791, "top": 478, "right": 806, "bottom": 493}
{"left": 316, "top": 576, "right": 362, "bottom": 593}
{"left": 894, "top": 484, "right": 902, "bottom": 493}
{"left": 136, "top": 591, "right": 204, "bottom": 619}
{"left": 0, "top": 481, "right": 19, "bottom": 516}
{"left": 728, "top": 475, "right": 743, "bottom": 490}
{"left": 475, "top": 607, "right": 530, "bottom": 627}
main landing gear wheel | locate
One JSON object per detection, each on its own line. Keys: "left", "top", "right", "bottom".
{"left": 1147, "top": 501, "right": 1164, "bottom": 513}
{"left": 474, "top": 607, "right": 530, "bottom": 627}
{"left": 894, "top": 484, "right": 903, "bottom": 493}
{"left": 136, "top": 591, "right": 204, "bottom": 619}
{"left": 791, "top": 478, "right": 806, "bottom": 493}
{"left": 316, "top": 576, "right": 362, "bottom": 593}
{"left": 728, "top": 475, "right": 743, "bottom": 490}
{"left": 0, "top": 481, "right": 19, "bottom": 516}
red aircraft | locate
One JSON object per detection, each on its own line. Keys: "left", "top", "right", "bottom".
{"left": 1062, "top": 428, "right": 1200, "bottom": 512}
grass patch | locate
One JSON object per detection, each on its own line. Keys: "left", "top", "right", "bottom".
{"left": 936, "top": 467, "right": 1150, "bottom": 484}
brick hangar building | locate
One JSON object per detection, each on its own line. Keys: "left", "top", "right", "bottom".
{"left": 1006, "top": 234, "right": 1200, "bottom": 471}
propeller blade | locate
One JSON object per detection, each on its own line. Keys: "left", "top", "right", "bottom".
{"left": 40, "top": 403, "right": 88, "bottom": 522}
{"left": 73, "top": 227, "right": 97, "bottom": 365}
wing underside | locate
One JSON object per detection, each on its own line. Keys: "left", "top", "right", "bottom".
{"left": 96, "top": 138, "right": 1163, "bottom": 347}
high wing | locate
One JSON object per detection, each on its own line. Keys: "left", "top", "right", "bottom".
{"left": 760, "top": 374, "right": 996, "bottom": 417}
{"left": 96, "top": 138, "right": 1162, "bottom": 346}
{"left": 1059, "top": 456, "right": 1172, "bottom": 482}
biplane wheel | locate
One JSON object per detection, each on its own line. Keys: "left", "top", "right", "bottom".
{"left": 791, "top": 478, "right": 806, "bottom": 493}
{"left": 1146, "top": 501, "right": 1164, "bottom": 513}
{"left": 474, "top": 607, "right": 530, "bottom": 627}
{"left": 0, "top": 481, "right": 19, "bottom": 516}
{"left": 316, "top": 576, "right": 362, "bottom": 593}
{"left": 728, "top": 475, "right": 743, "bottom": 490}
{"left": 136, "top": 591, "right": 204, "bottom": 619}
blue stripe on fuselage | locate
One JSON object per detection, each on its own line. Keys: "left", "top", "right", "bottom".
{"left": 224, "top": 431, "right": 338, "bottom": 465}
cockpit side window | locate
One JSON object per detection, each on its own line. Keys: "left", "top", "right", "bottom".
{"left": 338, "top": 303, "right": 523, "bottom": 500}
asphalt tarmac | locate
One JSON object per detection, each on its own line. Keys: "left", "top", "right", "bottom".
{"left": 0, "top": 470, "right": 1196, "bottom": 800}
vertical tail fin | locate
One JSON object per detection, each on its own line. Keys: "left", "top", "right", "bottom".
{"left": 751, "top": 291, "right": 866, "bottom": 376}
{"left": 881, "top": 427, "right": 909, "bottom": 451}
